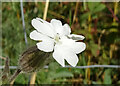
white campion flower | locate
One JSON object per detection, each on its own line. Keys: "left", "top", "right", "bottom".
{"left": 30, "top": 18, "right": 86, "bottom": 67}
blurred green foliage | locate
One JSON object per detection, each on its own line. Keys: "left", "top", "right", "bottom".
{"left": 1, "top": 2, "right": 120, "bottom": 84}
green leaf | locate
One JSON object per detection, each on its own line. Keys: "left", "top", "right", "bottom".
{"left": 88, "top": 2, "right": 105, "bottom": 14}
{"left": 36, "top": 70, "right": 47, "bottom": 84}
{"left": 49, "top": 62, "right": 59, "bottom": 71}
{"left": 15, "top": 73, "right": 28, "bottom": 84}
{"left": 109, "top": 28, "right": 118, "bottom": 33}
{"left": 93, "top": 4, "right": 105, "bottom": 13}
{"left": 89, "top": 41, "right": 99, "bottom": 57}
{"left": 81, "top": 53, "right": 87, "bottom": 66}
{"left": 88, "top": 2, "right": 100, "bottom": 12}
{"left": 54, "top": 71, "right": 73, "bottom": 79}
{"left": 80, "top": 12, "right": 90, "bottom": 21}
{"left": 92, "top": 15, "right": 98, "bottom": 19}
{"left": 104, "top": 69, "right": 112, "bottom": 84}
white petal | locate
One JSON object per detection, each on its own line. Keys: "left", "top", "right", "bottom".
{"left": 30, "top": 30, "right": 44, "bottom": 40}
{"left": 68, "top": 34, "right": 85, "bottom": 41}
{"left": 60, "top": 36, "right": 86, "bottom": 54}
{"left": 53, "top": 46, "right": 65, "bottom": 67}
{"left": 36, "top": 17, "right": 49, "bottom": 24}
{"left": 36, "top": 37, "right": 54, "bottom": 52}
{"left": 31, "top": 18, "right": 54, "bottom": 37}
{"left": 63, "top": 24, "right": 71, "bottom": 35}
{"left": 64, "top": 52, "right": 78, "bottom": 67}
{"left": 50, "top": 19, "right": 64, "bottom": 36}
{"left": 50, "top": 19, "right": 62, "bottom": 28}
{"left": 72, "top": 42, "right": 86, "bottom": 54}
{"left": 53, "top": 43, "right": 78, "bottom": 67}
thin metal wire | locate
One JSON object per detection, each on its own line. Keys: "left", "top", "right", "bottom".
{"left": 0, "top": 65, "right": 120, "bottom": 69}
{"left": 20, "top": 0, "right": 29, "bottom": 84}
{"left": 20, "top": 0, "right": 28, "bottom": 47}
{"left": 64, "top": 65, "right": 120, "bottom": 68}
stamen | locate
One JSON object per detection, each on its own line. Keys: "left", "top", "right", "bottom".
{"left": 54, "top": 34, "right": 61, "bottom": 44}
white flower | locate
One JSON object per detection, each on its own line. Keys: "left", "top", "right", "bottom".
{"left": 30, "top": 18, "right": 86, "bottom": 67}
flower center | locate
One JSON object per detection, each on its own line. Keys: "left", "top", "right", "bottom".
{"left": 54, "top": 34, "right": 60, "bottom": 42}
{"left": 54, "top": 34, "right": 62, "bottom": 44}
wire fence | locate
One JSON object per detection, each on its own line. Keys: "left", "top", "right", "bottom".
{"left": 1, "top": 0, "right": 120, "bottom": 70}
{"left": 0, "top": 65, "right": 120, "bottom": 70}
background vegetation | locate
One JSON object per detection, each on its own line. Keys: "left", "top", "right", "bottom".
{"left": 1, "top": 2, "right": 120, "bottom": 84}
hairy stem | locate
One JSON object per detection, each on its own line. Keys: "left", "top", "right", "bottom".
{"left": 9, "top": 69, "right": 21, "bottom": 84}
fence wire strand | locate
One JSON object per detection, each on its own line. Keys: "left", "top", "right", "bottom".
{"left": 20, "top": 0, "right": 28, "bottom": 47}
{"left": 0, "top": 65, "right": 120, "bottom": 70}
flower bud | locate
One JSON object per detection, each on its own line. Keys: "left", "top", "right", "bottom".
{"left": 18, "top": 46, "right": 52, "bottom": 73}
